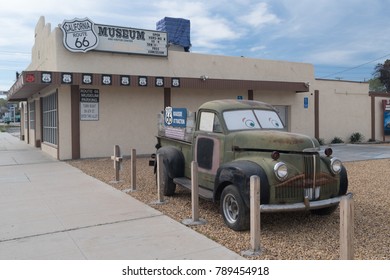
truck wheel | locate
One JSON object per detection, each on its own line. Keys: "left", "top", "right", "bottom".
{"left": 220, "top": 185, "right": 250, "bottom": 231}
{"left": 162, "top": 163, "right": 176, "bottom": 196}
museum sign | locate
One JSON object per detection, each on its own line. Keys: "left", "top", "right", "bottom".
{"left": 61, "top": 17, "right": 167, "bottom": 56}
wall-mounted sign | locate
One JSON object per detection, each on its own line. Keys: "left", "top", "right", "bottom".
{"left": 171, "top": 78, "right": 180, "bottom": 87}
{"left": 164, "top": 107, "right": 187, "bottom": 127}
{"left": 155, "top": 77, "right": 164, "bottom": 87}
{"left": 61, "top": 18, "right": 99, "bottom": 53}
{"left": 383, "top": 100, "right": 390, "bottom": 136}
{"left": 138, "top": 76, "right": 148, "bottom": 86}
{"left": 80, "top": 88, "right": 99, "bottom": 121}
{"left": 61, "top": 73, "right": 72, "bottom": 84}
{"left": 82, "top": 74, "right": 93, "bottom": 84}
{"left": 61, "top": 18, "right": 167, "bottom": 57}
{"left": 120, "top": 75, "right": 130, "bottom": 86}
{"left": 101, "top": 74, "right": 112, "bottom": 85}
{"left": 304, "top": 97, "right": 309, "bottom": 109}
{"left": 41, "top": 72, "right": 52, "bottom": 83}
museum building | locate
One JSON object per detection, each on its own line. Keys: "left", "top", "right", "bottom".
{"left": 6, "top": 16, "right": 388, "bottom": 160}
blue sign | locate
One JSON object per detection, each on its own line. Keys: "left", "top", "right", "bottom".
{"left": 164, "top": 107, "right": 187, "bottom": 127}
{"left": 384, "top": 111, "right": 390, "bottom": 135}
{"left": 304, "top": 97, "right": 309, "bottom": 109}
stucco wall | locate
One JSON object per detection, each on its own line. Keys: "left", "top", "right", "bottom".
{"left": 314, "top": 79, "right": 370, "bottom": 143}
{"left": 79, "top": 86, "right": 163, "bottom": 158}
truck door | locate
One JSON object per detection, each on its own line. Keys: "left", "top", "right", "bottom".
{"left": 194, "top": 111, "right": 223, "bottom": 190}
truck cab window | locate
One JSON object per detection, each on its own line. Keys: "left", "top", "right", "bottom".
{"left": 199, "top": 111, "right": 222, "bottom": 133}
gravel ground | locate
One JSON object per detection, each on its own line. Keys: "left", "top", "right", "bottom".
{"left": 67, "top": 157, "right": 390, "bottom": 260}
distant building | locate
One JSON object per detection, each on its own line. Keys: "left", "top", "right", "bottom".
{"left": 6, "top": 16, "right": 386, "bottom": 160}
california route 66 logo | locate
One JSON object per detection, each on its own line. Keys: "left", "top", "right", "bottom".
{"left": 165, "top": 107, "right": 173, "bottom": 126}
{"left": 61, "top": 18, "right": 99, "bottom": 53}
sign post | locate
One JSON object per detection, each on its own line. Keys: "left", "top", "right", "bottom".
{"left": 110, "top": 145, "right": 122, "bottom": 183}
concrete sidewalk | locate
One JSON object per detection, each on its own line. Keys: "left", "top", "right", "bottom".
{"left": 0, "top": 133, "right": 243, "bottom": 260}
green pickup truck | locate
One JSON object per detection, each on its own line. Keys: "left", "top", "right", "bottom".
{"left": 154, "top": 99, "right": 348, "bottom": 231}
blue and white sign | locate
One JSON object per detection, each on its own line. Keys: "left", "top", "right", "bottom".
{"left": 304, "top": 97, "right": 309, "bottom": 109}
{"left": 164, "top": 107, "right": 187, "bottom": 127}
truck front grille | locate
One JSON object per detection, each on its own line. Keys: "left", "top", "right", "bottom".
{"left": 275, "top": 155, "right": 338, "bottom": 202}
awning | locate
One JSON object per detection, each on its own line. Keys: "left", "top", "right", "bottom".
{"left": 7, "top": 70, "right": 310, "bottom": 101}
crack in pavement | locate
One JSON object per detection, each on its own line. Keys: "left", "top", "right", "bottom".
{"left": 0, "top": 214, "right": 163, "bottom": 243}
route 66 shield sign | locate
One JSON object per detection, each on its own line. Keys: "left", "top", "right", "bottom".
{"left": 61, "top": 18, "right": 99, "bottom": 53}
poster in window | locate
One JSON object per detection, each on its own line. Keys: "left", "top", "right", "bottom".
{"left": 384, "top": 110, "right": 390, "bottom": 135}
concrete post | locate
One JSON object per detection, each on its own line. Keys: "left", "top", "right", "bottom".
{"left": 130, "top": 148, "right": 137, "bottom": 191}
{"left": 182, "top": 161, "right": 206, "bottom": 226}
{"left": 150, "top": 153, "right": 166, "bottom": 205}
{"left": 242, "top": 175, "right": 261, "bottom": 256}
{"left": 191, "top": 161, "right": 199, "bottom": 221}
{"left": 340, "top": 193, "right": 354, "bottom": 260}
{"left": 110, "top": 145, "right": 122, "bottom": 183}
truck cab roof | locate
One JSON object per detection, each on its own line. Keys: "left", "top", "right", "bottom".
{"left": 198, "top": 99, "right": 275, "bottom": 113}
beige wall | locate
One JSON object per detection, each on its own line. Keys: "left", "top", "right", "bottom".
{"left": 314, "top": 79, "right": 370, "bottom": 143}
{"left": 79, "top": 86, "right": 164, "bottom": 158}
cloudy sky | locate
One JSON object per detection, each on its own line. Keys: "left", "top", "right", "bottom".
{"left": 1, "top": 0, "right": 390, "bottom": 91}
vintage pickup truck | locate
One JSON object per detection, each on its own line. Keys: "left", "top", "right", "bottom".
{"left": 153, "top": 99, "right": 348, "bottom": 231}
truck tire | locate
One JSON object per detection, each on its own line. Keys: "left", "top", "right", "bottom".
{"left": 162, "top": 162, "right": 176, "bottom": 196}
{"left": 220, "top": 185, "right": 250, "bottom": 231}
{"left": 155, "top": 146, "right": 184, "bottom": 196}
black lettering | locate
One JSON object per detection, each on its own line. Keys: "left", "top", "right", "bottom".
{"left": 115, "top": 28, "right": 122, "bottom": 38}
{"left": 97, "top": 26, "right": 107, "bottom": 37}
{"left": 108, "top": 28, "right": 115, "bottom": 38}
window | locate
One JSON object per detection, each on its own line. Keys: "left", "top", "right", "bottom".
{"left": 199, "top": 112, "right": 223, "bottom": 133}
{"left": 223, "top": 109, "right": 284, "bottom": 131}
{"left": 42, "top": 93, "right": 58, "bottom": 145}
{"left": 29, "top": 101, "right": 35, "bottom": 130}
{"left": 24, "top": 103, "right": 28, "bottom": 130}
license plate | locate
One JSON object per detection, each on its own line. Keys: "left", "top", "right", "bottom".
{"left": 304, "top": 187, "right": 321, "bottom": 200}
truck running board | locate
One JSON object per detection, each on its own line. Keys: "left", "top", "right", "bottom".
{"left": 173, "top": 177, "right": 213, "bottom": 200}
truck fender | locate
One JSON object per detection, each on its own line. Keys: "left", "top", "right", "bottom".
{"left": 156, "top": 146, "right": 185, "bottom": 179}
{"left": 214, "top": 160, "right": 270, "bottom": 207}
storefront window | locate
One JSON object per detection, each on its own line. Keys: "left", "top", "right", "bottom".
{"left": 29, "top": 101, "right": 35, "bottom": 130}
{"left": 42, "top": 93, "right": 58, "bottom": 145}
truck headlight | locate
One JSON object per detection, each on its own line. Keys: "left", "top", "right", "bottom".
{"left": 330, "top": 158, "right": 342, "bottom": 174}
{"left": 274, "top": 162, "right": 288, "bottom": 181}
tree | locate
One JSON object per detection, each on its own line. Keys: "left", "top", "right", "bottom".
{"left": 369, "top": 78, "right": 386, "bottom": 92}
{"left": 373, "top": 59, "right": 390, "bottom": 92}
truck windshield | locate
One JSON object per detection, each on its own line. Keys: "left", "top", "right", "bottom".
{"left": 223, "top": 109, "right": 284, "bottom": 131}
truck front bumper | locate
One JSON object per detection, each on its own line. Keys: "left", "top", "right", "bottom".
{"left": 260, "top": 193, "right": 352, "bottom": 213}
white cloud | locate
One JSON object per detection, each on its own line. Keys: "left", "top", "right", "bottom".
{"left": 239, "top": 2, "right": 280, "bottom": 28}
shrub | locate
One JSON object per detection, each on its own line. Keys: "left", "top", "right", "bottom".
{"left": 316, "top": 138, "right": 325, "bottom": 145}
{"left": 331, "top": 136, "right": 344, "bottom": 144}
{"left": 349, "top": 132, "right": 364, "bottom": 143}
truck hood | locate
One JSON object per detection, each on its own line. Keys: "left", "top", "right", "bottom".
{"left": 231, "top": 130, "right": 319, "bottom": 153}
